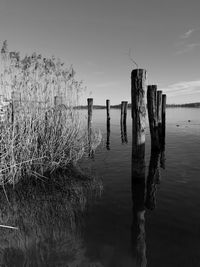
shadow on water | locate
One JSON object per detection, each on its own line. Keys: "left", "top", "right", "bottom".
{"left": 131, "top": 133, "right": 166, "bottom": 266}
{"left": 0, "top": 168, "right": 102, "bottom": 266}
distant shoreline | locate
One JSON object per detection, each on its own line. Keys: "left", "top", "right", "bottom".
{"left": 76, "top": 103, "right": 200, "bottom": 109}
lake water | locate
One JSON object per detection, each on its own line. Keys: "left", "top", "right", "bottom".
{"left": 1, "top": 108, "right": 200, "bottom": 266}
{"left": 80, "top": 108, "right": 200, "bottom": 267}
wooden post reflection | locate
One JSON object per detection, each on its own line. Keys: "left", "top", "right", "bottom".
{"left": 131, "top": 140, "right": 147, "bottom": 266}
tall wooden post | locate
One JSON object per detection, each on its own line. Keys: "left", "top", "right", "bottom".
{"left": 147, "top": 85, "right": 160, "bottom": 151}
{"left": 131, "top": 69, "right": 147, "bottom": 265}
{"left": 106, "top": 99, "right": 110, "bottom": 120}
{"left": 131, "top": 69, "right": 147, "bottom": 160}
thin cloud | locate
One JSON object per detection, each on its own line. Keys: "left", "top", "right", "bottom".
{"left": 177, "top": 43, "right": 200, "bottom": 54}
{"left": 175, "top": 28, "right": 200, "bottom": 54}
{"left": 181, "top": 29, "right": 195, "bottom": 39}
{"left": 161, "top": 80, "right": 200, "bottom": 97}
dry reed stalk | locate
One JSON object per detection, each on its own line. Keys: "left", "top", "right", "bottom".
{"left": 0, "top": 41, "right": 101, "bottom": 185}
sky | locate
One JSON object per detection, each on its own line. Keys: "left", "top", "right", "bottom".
{"left": 0, "top": 0, "right": 200, "bottom": 104}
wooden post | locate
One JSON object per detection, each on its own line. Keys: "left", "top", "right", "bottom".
{"left": 145, "top": 150, "right": 160, "bottom": 210}
{"left": 106, "top": 118, "right": 110, "bottom": 150}
{"left": 131, "top": 69, "right": 147, "bottom": 265}
{"left": 121, "top": 120, "right": 128, "bottom": 144}
{"left": 87, "top": 98, "right": 93, "bottom": 157}
{"left": 123, "top": 101, "right": 128, "bottom": 124}
{"left": 120, "top": 101, "right": 125, "bottom": 143}
{"left": 120, "top": 101, "right": 125, "bottom": 125}
{"left": 157, "top": 91, "right": 162, "bottom": 124}
{"left": 120, "top": 101, "right": 128, "bottom": 144}
{"left": 157, "top": 90, "right": 162, "bottom": 148}
{"left": 161, "top": 94, "right": 166, "bottom": 140}
{"left": 87, "top": 98, "right": 93, "bottom": 128}
{"left": 106, "top": 99, "right": 110, "bottom": 120}
{"left": 147, "top": 85, "right": 160, "bottom": 151}
{"left": 131, "top": 69, "right": 147, "bottom": 159}
{"left": 160, "top": 94, "right": 166, "bottom": 169}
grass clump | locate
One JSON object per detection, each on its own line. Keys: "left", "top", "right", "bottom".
{"left": 0, "top": 41, "right": 101, "bottom": 185}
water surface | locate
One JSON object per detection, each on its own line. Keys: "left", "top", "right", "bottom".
{"left": 80, "top": 108, "right": 200, "bottom": 267}
{"left": 1, "top": 108, "right": 200, "bottom": 267}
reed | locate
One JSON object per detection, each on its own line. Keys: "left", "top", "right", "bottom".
{"left": 0, "top": 41, "right": 101, "bottom": 185}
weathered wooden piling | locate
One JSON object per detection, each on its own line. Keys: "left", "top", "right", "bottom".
{"left": 157, "top": 90, "right": 163, "bottom": 147}
{"left": 131, "top": 69, "right": 147, "bottom": 159}
{"left": 106, "top": 118, "right": 110, "bottom": 150}
{"left": 131, "top": 69, "right": 147, "bottom": 265}
{"left": 121, "top": 101, "right": 125, "bottom": 124}
{"left": 120, "top": 101, "right": 128, "bottom": 144}
{"left": 121, "top": 101, "right": 128, "bottom": 124}
{"left": 124, "top": 101, "right": 128, "bottom": 124}
{"left": 121, "top": 120, "right": 128, "bottom": 144}
{"left": 160, "top": 94, "right": 166, "bottom": 169}
{"left": 147, "top": 85, "right": 160, "bottom": 151}
{"left": 87, "top": 98, "right": 93, "bottom": 127}
{"left": 145, "top": 150, "right": 160, "bottom": 210}
{"left": 161, "top": 94, "right": 166, "bottom": 139}
{"left": 106, "top": 99, "right": 110, "bottom": 120}
{"left": 157, "top": 91, "right": 162, "bottom": 124}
